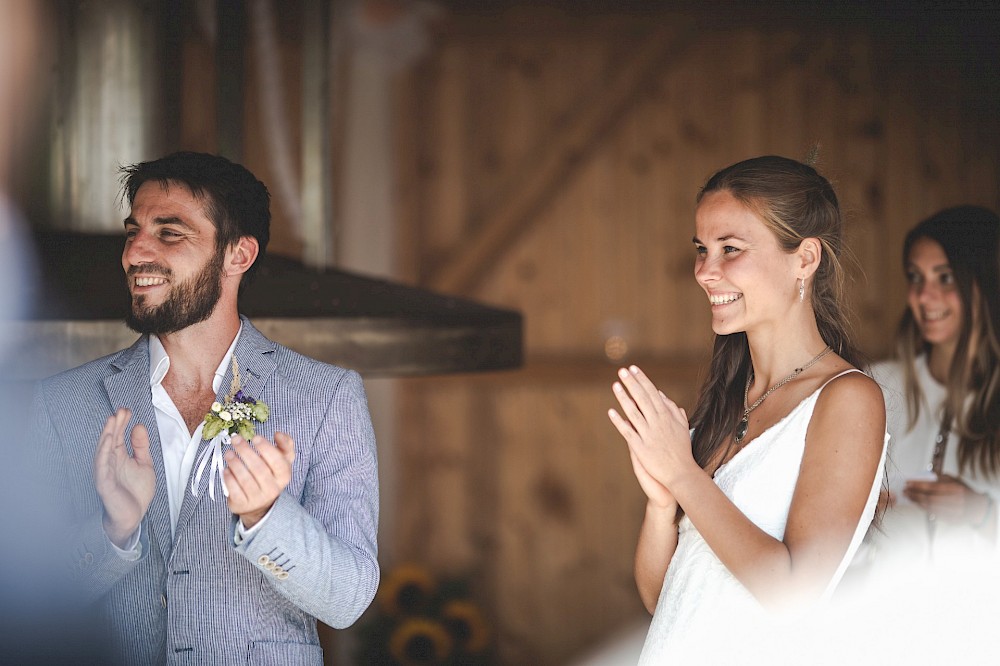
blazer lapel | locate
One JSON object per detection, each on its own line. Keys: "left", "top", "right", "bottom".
{"left": 173, "top": 319, "right": 278, "bottom": 539}
{"left": 103, "top": 337, "right": 174, "bottom": 564}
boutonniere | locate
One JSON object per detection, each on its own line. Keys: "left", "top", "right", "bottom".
{"left": 202, "top": 359, "right": 270, "bottom": 441}
{"left": 191, "top": 356, "right": 270, "bottom": 500}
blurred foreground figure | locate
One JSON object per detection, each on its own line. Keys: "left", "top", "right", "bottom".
{"left": 1, "top": 1, "right": 111, "bottom": 662}
{"left": 0, "top": 0, "right": 40, "bottom": 333}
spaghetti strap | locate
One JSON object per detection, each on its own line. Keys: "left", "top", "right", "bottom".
{"left": 818, "top": 367, "right": 863, "bottom": 392}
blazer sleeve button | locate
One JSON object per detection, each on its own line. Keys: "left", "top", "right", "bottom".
{"left": 257, "top": 555, "right": 270, "bottom": 566}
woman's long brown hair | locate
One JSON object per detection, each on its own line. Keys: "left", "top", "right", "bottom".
{"left": 688, "top": 156, "right": 866, "bottom": 474}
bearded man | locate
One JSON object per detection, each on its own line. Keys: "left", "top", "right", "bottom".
{"left": 32, "top": 152, "right": 379, "bottom": 665}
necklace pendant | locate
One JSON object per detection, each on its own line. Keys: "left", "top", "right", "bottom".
{"left": 735, "top": 416, "right": 749, "bottom": 444}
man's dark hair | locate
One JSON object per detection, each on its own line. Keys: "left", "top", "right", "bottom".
{"left": 119, "top": 151, "right": 271, "bottom": 284}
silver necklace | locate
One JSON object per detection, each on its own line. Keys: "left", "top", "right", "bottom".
{"left": 734, "top": 346, "right": 833, "bottom": 445}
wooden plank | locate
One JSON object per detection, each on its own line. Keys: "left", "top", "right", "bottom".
{"left": 393, "top": 66, "right": 424, "bottom": 283}
{"left": 763, "top": 31, "right": 807, "bottom": 158}
{"left": 401, "top": 354, "right": 703, "bottom": 390}
{"left": 487, "top": 383, "right": 649, "bottom": 663}
{"left": 395, "top": 382, "right": 476, "bottom": 567}
{"left": 729, "top": 29, "right": 766, "bottom": 159}
{"left": 424, "top": 44, "right": 472, "bottom": 267}
{"left": 838, "top": 35, "right": 892, "bottom": 356}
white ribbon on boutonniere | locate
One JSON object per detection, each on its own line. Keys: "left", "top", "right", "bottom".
{"left": 192, "top": 430, "right": 231, "bottom": 500}
{"left": 191, "top": 356, "right": 270, "bottom": 500}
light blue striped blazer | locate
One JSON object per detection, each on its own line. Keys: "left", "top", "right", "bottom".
{"left": 33, "top": 317, "right": 379, "bottom": 665}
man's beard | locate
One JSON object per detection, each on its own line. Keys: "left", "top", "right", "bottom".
{"left": 125, "top": 253, "right": 225, "bottom": 335}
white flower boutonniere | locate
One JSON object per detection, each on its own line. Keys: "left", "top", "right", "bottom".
{"left": 202, "top": 389, "right": 270, "bottom": 442}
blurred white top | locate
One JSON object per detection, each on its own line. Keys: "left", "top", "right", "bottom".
{"left": 871, "top": 357, "right": 1000, "bottom": 562}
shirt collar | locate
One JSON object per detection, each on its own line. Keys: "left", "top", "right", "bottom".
{"left": 148, "top": 323, "right": 243, "bottom": 390}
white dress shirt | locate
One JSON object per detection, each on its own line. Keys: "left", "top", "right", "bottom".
{"left": 112, "top": 324, "right": 271, "bottom": 557}
{"left": 149, "top": 328, "right": 240, "bottom": 534}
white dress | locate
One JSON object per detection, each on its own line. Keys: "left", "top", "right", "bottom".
{"left": 638, "top": 370, "right": 887, "bottom": 664}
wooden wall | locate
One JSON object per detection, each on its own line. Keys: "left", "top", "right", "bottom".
{"left": 18, "top": 2, "right": 997, "bottom": 664}
{"left": 162, "top": 3, "right": 1000, "bottom": 663}
{"left": 391, "top": 6, "right": 1000, "bottom": 664}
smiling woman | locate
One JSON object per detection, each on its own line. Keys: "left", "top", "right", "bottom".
{"left": 692, "top": 191, "right": 811, "bottom": 338}
{"left": 904, "top": 237, "right": 963, "bottom": 350}
{"left": 871, "top": 206, "right": 1000, "bottom": 564}
{"left": 607, "top": 155, "right": 887, "bottom": 663}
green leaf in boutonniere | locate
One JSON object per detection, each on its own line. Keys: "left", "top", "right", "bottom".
{"left": 201, "top": 358, "right": 270, "bottom": 441}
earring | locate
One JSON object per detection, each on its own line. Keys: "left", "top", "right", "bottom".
{"left": 798, "top": 278, "right": 805, "bottom": 303}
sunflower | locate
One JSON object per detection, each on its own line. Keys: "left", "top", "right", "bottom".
{"left": 389, "top": 617, "right": 453, "bottom": 665}
{"left": 441, "top": 599, "right": 490, "bottom": 654}
{"left": 378, "top": 563, "right": 436, "bottom": 616}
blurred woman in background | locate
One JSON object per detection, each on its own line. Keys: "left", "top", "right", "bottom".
{"left": 872, "top": 206, "right": 1000, "bottom": 563}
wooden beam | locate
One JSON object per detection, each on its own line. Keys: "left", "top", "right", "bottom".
{"left": 398, "top": 354, "right": 706, "bottom": 388}
{"left": 426, "top": 20, "right": 698, "bottom": 294}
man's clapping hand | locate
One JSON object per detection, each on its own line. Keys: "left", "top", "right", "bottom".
{"left": 94, "top": 408, "right": 155, "bottom": 548}
{"left": 224, "top": 432, "right": 295, "bottom": 529}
